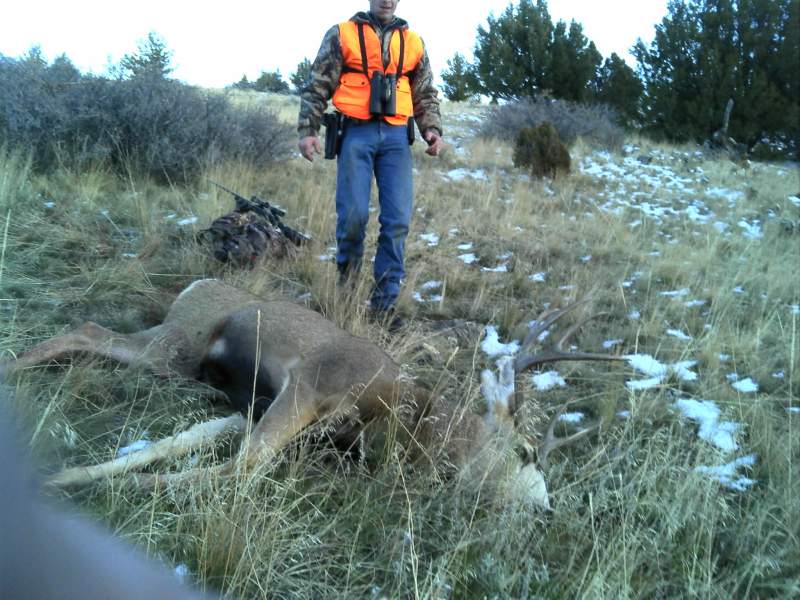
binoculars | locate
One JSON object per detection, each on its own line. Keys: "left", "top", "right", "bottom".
{"left": 369, "top": 72, "right": 397, "bottom": 117}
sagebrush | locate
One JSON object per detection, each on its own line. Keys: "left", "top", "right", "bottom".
{"left": 480, "top": 96, "right": 624, "bottom": 150}
{"left": 0, "top": 54, "right": 293, "bottom": 181}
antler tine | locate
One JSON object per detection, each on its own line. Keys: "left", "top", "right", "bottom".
{"left": 519, "top": 296, "right": 592, "bottom": 350}
{"left": 513, "top": 300, "right": 627, "bottom": 374}
{"left": 538, "top": 405, "right": 601, "bottom": 469}
{"left": 553, "top": 312, "right": 609, "bottom": 352}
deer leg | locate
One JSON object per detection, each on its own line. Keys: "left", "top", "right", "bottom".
{"left": 3, "top": 323, "right": 179, "bottom": 377}
{"left": 134, "top": 375, "right": 346, "bottom": 489}
{"left": 45, "top": 414, "right": 246, "bottom": 487}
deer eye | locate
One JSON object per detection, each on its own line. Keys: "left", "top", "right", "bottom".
{"left": 515, "top": 444, "right": 534, "bottom": 464}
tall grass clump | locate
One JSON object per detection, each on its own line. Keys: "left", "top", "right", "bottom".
{"left": 0, "top": 53, "right": 293, "bottom": 182}
{"left": 480, "top": 96, "right": 625, "bottom": 150}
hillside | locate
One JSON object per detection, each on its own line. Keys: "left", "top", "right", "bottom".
{"left": 1, "top": 95, "right": 798, "bottom": 598}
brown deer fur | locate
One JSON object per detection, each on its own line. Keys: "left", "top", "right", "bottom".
{"left": 2, "top": 279, "right": 542, "bottom": 499}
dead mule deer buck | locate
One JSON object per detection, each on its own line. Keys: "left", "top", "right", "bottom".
{"left": 2, "top": 280, "right": 625, "bottom": 506}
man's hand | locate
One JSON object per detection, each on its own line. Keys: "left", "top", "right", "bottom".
{"left": 299, "top": 136, "right": 322, "bottom": 162}
{"left": 423, "top": 130, "right": 444, "bottom": 157}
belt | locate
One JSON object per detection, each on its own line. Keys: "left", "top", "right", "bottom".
{"left": 343, "top": 115, "right": 382, "bottom": 126}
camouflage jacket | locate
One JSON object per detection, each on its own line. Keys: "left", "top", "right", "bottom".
{"left": 298, "top": 11, "right": 442, "bottom": 139}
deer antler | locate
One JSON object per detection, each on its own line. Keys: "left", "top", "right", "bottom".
{"left": 483, "top": 295, "right": 624, "bottom": 458}
{"left": 537, "top": 405, "right": 601, "bottom": 469}
{"left": 514, "top": 297, "right": 627, "bottom": 374}
{"left": 515, "top": 297, "right": 623, "bottom": 460}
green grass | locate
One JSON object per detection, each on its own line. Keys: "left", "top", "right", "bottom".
{"left": 1, "top": 99, "right": 798, "bottom": 598}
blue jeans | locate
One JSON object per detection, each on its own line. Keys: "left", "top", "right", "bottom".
{"left": 336, "top": 120, "right": 413, "bottom": 310}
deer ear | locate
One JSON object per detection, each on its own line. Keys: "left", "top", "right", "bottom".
{"left": 481, "top": 359, "right": 516, "bottom": 428}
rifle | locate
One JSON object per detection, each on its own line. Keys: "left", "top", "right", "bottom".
{"left": 209, "top": 181, "right": 312, "bottom": 245}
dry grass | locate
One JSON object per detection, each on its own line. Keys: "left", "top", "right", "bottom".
{"left": 1, "top": 97, "right": 798, "bottom": 598}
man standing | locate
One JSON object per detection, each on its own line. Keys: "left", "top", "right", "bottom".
{"left": 298, "top": 0, "right": 443, "bottom": 329}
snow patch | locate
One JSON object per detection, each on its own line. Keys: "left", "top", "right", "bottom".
{"left": 458, "top": 253, "right": 478, "bottom": 264}
{"left": 732, "top": 377, "right": 759, "bottom": 393}
{"left": 624, "top": 354, "right": 698, "bottom": 389}
{"left": 529, "top": 272, "right": 547, "bottom": 282}
{"left": 675, "top": 398, "right": 740, "bottom": 452}
{"left": 481, "top": 326, "right": 520, "bottom": 357}
{"left": 412, "top": 280, "right": 444, "bottom": 303}
{"left": 419, "top": 233, "right": 440, "bottom": 247}
{"left": 737, "top": 219, "right": 762, "bottom": 239}
{"left": 695, "top": 455, "right": 757, "bottom": 491}
{"left": 117, "top": 439, "right": 152, "bottom": 458}
{"left": 532, "top": 371, "right": 567, "bottom": 391}
{"left": 559, "top": 411, "right": 584, "bottom": 423}
{"left": 446, "top": 168, "right": 488, "bottom": 181}
{"left": 481, "top": 263, "right": 508, "bottom": 273}
{"left": 666, "top": 328, "right": 693, "bottom": 341}
{"left": 660, "top": 288, "right": 691, "bottom": 298}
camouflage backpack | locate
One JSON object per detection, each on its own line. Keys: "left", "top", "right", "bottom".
{"left": 197, "top": 209, "right": 297, "bottom": 266}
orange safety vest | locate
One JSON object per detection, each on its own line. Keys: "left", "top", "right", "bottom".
{"left": 333, "top": 20, "right": 423, "bottom": 125}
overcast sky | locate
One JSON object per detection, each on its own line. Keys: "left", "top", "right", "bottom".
{"left": 1, "top": 1, "right": 669, "bottom": 88}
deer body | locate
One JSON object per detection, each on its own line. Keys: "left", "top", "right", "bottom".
{"left": 4, "top": 278, "right": 623, "bottom": 507}
{"left": 4, "top": 280, "right": 504, "bottom": 489}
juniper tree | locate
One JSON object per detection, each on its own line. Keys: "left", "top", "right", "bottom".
{"left": 253, "top": 70, "right": 290, "bottom": 94}
{"left": 471, "top": 0, "right": 603, "bottom": 103}
{"left": 441, "top": 53, "right": 478, "bottom": 102}
{"left": 472, "top": 0, "right": 553, "bottom": 100}
{"left": 595, "top": 53, "right": 643, "bottom": 127}
{"left": 232, "top": 75, "right": 252, "bottom": 90}
{"left": 546, "top": 20, "right": 602, "bottom": 102}
{"left": 633, "top": 0, "right": 798, "bottom": 151}
{"left": 290, "top": 58, "right": 312, "bottom": 94}
{"left": 119, "top": 32, "right": 173, "bottom": 79}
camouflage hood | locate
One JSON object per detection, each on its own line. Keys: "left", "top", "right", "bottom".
{"left": 350, "top": 11, "right": 409, "bottom": 32}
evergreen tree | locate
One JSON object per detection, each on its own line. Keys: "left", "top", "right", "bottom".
{"left": 119, "top": 32, "right": 173, "bottom": 79}
{"left": 595, "top": 53, "right": 643, "bottom": 126}
{"left": 47, "top": 54, "right": 81, "bottom": 86}
{"left": 471, "top": 0, "right": 604, "bottom": 103}
{"left": 232, "top": 75, "right": 252, "bottom": 90}
{"left": 473, "top": 0, "right": 554, "bottom": 100}
{"left": 546, "top": 21, "right": 602, "bottom": 101}
{"left": 634, "top": 0, "right": 798, "bottom": 149}
{"left": 20, "top": 46, "right": 47, "bottom": 71}
{"left": 290, "top": 58, "right": 312, "bottom": 93}
{"left": 440, "top": 53, "right": 478, "bottom": 101}
{"left": 253, "top": 70, "right": 290, "bottom": 94}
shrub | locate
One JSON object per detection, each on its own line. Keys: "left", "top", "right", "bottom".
{"left": 0, "top": 54, "right": 294, "bottom": 181}
{"left": 480, "top": 96, "right": 625, "bottom": 150}
{"left": 512, "top": 121, "right": 571, "bottom": 179}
